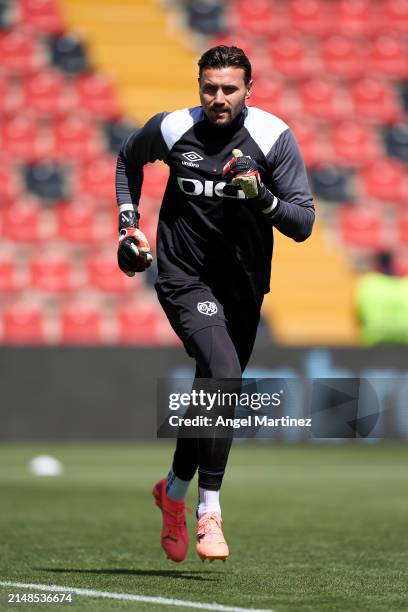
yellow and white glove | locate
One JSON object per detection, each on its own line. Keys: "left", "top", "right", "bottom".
{"left": 222, "top": 149, "right": 279, "bottom": 214}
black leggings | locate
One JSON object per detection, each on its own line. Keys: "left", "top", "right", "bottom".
{"left": 172, "top": 311, "right": 259, "bottom": 490}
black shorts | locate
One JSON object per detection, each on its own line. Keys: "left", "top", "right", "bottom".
{"left": 155, "top": 276, "right": 262, "bottom": 366}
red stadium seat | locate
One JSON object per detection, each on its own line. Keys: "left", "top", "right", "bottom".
{"left": 208, "top": 35, "right": 253, "bottom": 59}
{"left": 299, "top": 79, "right": 350, "bottom": 120}
{"left": 288, "top": 0, "right": 333, "bottom": 36}
{"left": 55, "top": 199, "right": 112, "bottom": 244}
{"left": 87, "top": 249, "right": 141, "bottom": 293}
{"left": 0, "top": 75, "right": 18, "bottom": 114}
{"left": 0, "top": 253, "right": 27, "bottom": 293}
{"left": 29, "top": 250, "right": 80, "bottom": 293}
{"left": 351, "top": 78, "right": 402, "bottom": 123}
{"left": 2, "top": 300, "right": 46, "bottom": 344}
{"left": 320, "top": 36, "right": 366, "bottom": 79}
{"left": 384, "top": 0, "right": 408, "bottom": 32}
{"left": 51, "top": 114, "right": 103, "bottom": 160}
{"left": 392, "top": 250, "right": 408, "bottom": 275}
{"left": 290, "top": 120, "right": 328, "bottom": 167}
{"left": 21, "top": 70, "right": 67, "bottom": 116}
{"left": 142, "top": 163, "right": 168, "bottom": 200}
{"left": 233, "top": 0, "right": 283, "bottom": 36}
{"left": 330, "top": 121, "right": 382, "bottom": 168}
{"left": 0, "top": 158, "right": 22, "bottom": 200}
{"left": 359, "top": 159, "right": 408, "bottom": 203}
{"left": 0, "top": 29, "right": 45, "bottom": 74}
{"left": 60, "top": 300, "right": 104, "bottom": 344}
{"left": 2, "top": 197, "right": 52, "bottom": 242}
{"left": 369, "top": 36, "right": 408, "bottom": 79}
{"left": 75, "top": 156, "right": 116, "bottom": 201}
{"left": 339, "top": 205, "right": 385, "bottom": 250}
{"left": 333, "top": 0, "right": 382, "bottom": 36}
{"left": 397, "top": 214, "right": 408, "bottom": 245}
{"left": 117, "top": 299, "right": 176, "bottom": 345}
{"left": 268, "top": 36, "right": 309, "bottom": 78}
{"left": 248, "top": 79, "right": 286, "bottom": 116}
{"left": 73, "top": 73, "right": 121, "bottom": 119}
{"left": 19, "top": 0, "right": 65, "bottom": 33}
{"left": 0, "top": 113, "right": 44, "bottom": 161}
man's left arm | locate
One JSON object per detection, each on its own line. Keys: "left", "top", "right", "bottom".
{"left": 264, "top": 128, "right": 315, "bottom": 242}
{"left": 223, "top": 129, "right": 315, "bottom": 242}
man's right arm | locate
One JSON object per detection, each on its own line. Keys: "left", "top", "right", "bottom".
{"left": 115, "top": 112, "right": 168, "bottom": 275}
{"left": 115, "top": 112, "right": 169, "bottom": 229}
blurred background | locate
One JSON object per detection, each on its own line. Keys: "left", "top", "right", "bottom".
{"left": 0, "top": 0, "right": 408, "bottom": 441}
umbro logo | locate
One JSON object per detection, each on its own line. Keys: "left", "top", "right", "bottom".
{"left": 182, "top": 151, "right": 203, "bottom": 162}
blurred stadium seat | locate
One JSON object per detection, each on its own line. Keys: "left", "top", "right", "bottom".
{"left": 268, "top": 36, "right": 310, "bottom": 78}
{"left": 0, "top": 250, "right": 27, "bottom": 294}
{"left": 320, "top": 36, "right": 366, "bottom": 79}
{"left": 20, "top": 70, "right": 67, "bottom": 116}
{"left": 233, "top": 0, "right": 280, "bottom": 36}
{"left": 48, "top": 33, "right": 88, "bottom": 73}
{"left": 397, "top": 213, "right": 408, "bottom": 245}
{"left": 1, "top": 299, "right": 47, "bottom": 344}
{"left": 330, "top": 121, "right": 381, "bottom": 167}
{"left": 104, "top": 118, "right": 137, "bottom": 154}
{"left": 369, "top": 36, "right": 408, "bottom": 79}
{"left": 87, "top": 249, "right": 140, "bottom": 294}
{"left": 359, "top": 158, "right": 408, "bottom": 202}
{"left": 185, "top": 0, "right": 224, "bottom": 35}
{"left": 288, "top": 0, "right": 333, "bottom": 36}
{"left": 59, "top": 299, "right": 104, "bottom": 344}
{"left": 351, "top": 78, "right": 402, "bottom": 123}
{"left": 74, "top": 156, "right": 116, "bottom": 201}
{"left": 18, "top": 0, "right": 65, "bottom": 33}
{"left": 51, "top": 114, "right": 103, "bottom": 160}
{"left": 55, "top": 199, "right": 113, "bottom": 244}
{"left": 384, "top": 123, "right": 408, "bottom": 162}
{"left": 73, "top": 73, "right": 121, "bottom": 119}
{"left": 29, "top": 249, "right": 80, "bottom": 293}
{"left": 339, "top": 205, "right": 386, "bottom": 250}
{"left": 384, "top": 0, "right": 408, "bottom": 32}
{"left": 24, "top": 160, "right": 67, "bottom": 201}
{"left": 334, "top": 0, "right": 381, "bottom": 36}
{"left": 0, "top": 28, "right": 45, "bottom": 74}
{"left": 0, "top": 113, "right": 44, "bottom": 161}
{"left": 298, "top": 79, "right": 350, "bottom": 120}
{"left": 0, "top": 158, "right": 23, "bottom": 200}
{"left": 310, "top": 165, "right": 352, "bottom": 201}
{"left": 2, "top": 196, "right": 53, "bottom": 242}
{"left": 290, "top": 119, "right": 327, "bottom": 167}
{"left": 116, "top": 299, "right": 177, "bottom": 345}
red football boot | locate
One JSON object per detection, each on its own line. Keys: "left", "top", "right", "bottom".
{"left": 152, "top": 478, "right": 189, "bottom": 562}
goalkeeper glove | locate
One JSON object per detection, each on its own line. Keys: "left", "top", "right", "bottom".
{"left": 222, "top": 149, "right": 279, "bottom": 214}
{"left": 117, "top": 227, "right": 152, "bottom": 276}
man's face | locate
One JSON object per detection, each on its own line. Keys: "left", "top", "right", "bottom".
{"left": 199, "top": 66, "right": 252, "bottom": 127}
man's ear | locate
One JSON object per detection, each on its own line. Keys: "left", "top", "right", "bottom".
{"left": 245, "top": 80, "right": 253, "bottom": 99}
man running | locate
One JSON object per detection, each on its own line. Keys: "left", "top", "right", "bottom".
{"left": 115, "top": 45, "right": 315, "bottom": 562}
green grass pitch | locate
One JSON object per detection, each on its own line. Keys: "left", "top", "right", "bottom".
{"left": 0, "top": 442, "right": 407, "bottom": 612}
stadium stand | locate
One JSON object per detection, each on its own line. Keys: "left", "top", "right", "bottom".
{"left": 0, "top": 0, "right": 407, "bottom": 345}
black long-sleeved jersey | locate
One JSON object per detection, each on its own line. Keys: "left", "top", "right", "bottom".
{"left": 116, "top": 105, "right": 315, "bottom": 304}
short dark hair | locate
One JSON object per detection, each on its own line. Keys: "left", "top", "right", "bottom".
{"left": 198, "top": 45, "right": 252, "bottom": 86}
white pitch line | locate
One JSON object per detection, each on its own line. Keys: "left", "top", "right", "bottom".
{"left": 0, "top": 581, "right": 274, "bottom": 612}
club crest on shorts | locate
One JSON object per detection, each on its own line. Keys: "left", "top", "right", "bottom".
{"left": 197, "top": 301, "right": 218, "bottom": 316}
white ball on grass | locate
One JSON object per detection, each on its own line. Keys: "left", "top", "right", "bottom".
{"left": 29, "top": 455, "right": 64, "bottom": 477}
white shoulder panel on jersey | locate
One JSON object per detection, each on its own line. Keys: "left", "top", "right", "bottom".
{"left": 244, "top": 106, "right": 289, "bottom": 157}
{"left": 160, "top": 106, "right": 204, "bottom": 151}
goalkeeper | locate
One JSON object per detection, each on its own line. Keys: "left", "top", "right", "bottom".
{"left": 115, "top": 45, "right": 314, "bottom": 563}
